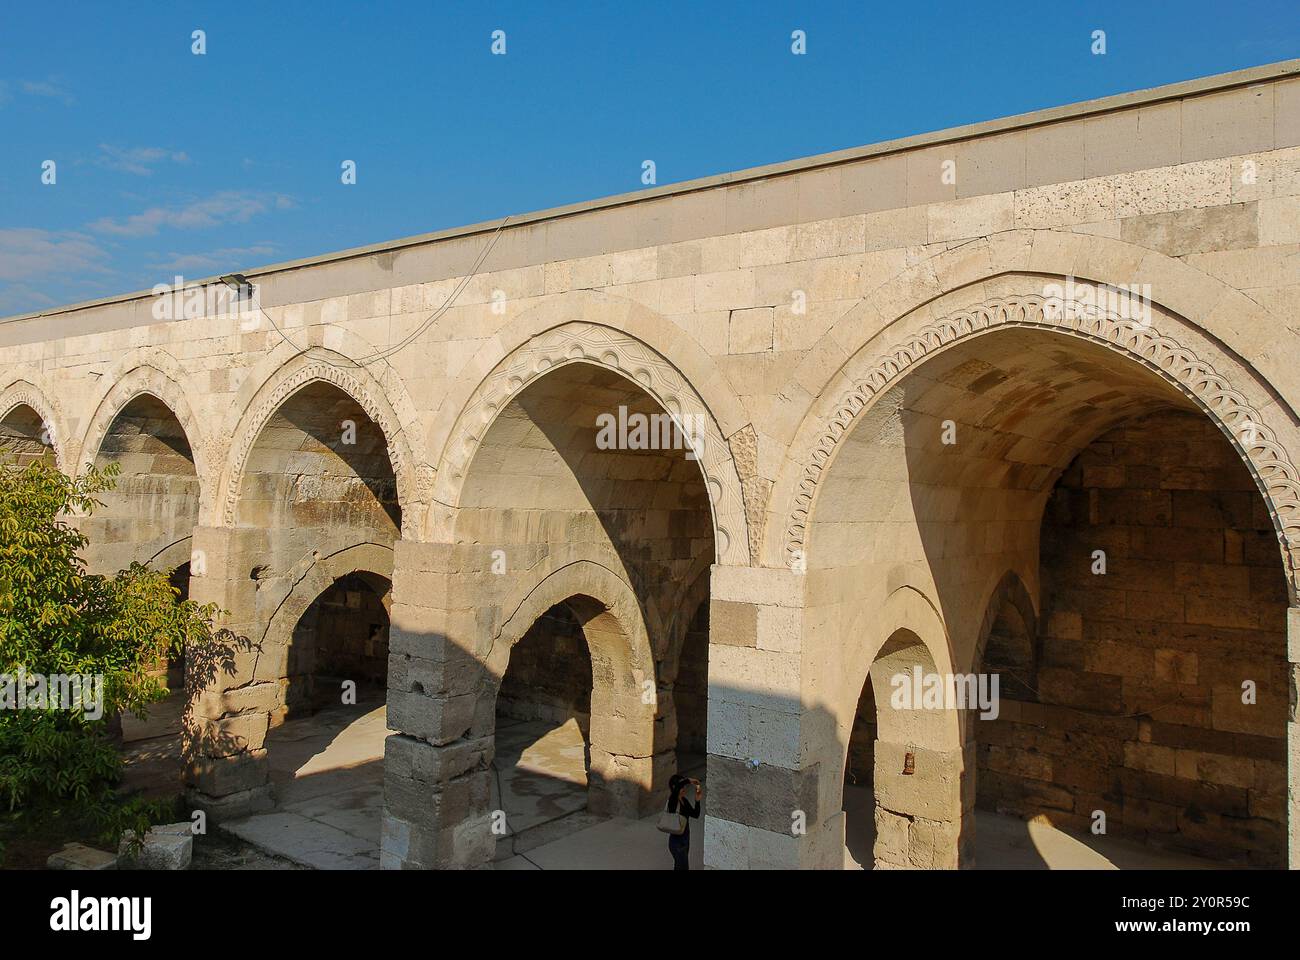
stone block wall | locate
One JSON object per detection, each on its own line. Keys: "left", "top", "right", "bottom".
{"left": 976, "top": 410, "right": 1288, "bottom": 865}
{"left": 846, "top": 679, "right": 876, "bottom": 792}
{"left": 287, "top": 572, "right": 391, "bottom": 714}
{"left": 2, "top": 62, "right": 1299, "bottom": 868}
{"left": 80, "top": 394, "right": 200, "bottom": 573}
{"left": 674, "top": 601, "right": 710, "bottom": 755}
{"left": 496, "top": 602, "right": 593, "bottom": 727}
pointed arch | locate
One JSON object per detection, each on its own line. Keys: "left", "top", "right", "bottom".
{"left": 0, "top": 377, "right": 67, "bottom": 471}
{"left": 79, "top": 360, "right": 213, "bottom": 513}
{"left": 773, "top": 286, "right": 1300, "bottom": 598}
{"left": 219, "top": 349, "right": 421, "bottom": 535}
{"left": 428, "top": 319, "right": 749, "bottom": 566}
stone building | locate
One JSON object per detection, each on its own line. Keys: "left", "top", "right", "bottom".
{"left": 3, "top": 60, "right": 1300, "bottom": 869}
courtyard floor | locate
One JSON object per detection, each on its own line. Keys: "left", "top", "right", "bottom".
{"left": 222, "top": 700, "right": 705, "bottom": 870}
{"left": 842, "top": 785, "right": 1226, "bottom": 870}
{"left": 200, "top": 701, "right": 1227, "bottom": 870}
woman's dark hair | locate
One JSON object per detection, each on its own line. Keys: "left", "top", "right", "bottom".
{"left": 668, "top": 774, "right": 688, "bottom": 796}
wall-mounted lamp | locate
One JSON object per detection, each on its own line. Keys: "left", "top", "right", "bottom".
{"left": 219, "top": 273, "right": 253, "bottom": 300}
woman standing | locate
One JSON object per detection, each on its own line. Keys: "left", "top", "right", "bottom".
{"left": 664, "top": 773, "right": 702, "bottom": 870}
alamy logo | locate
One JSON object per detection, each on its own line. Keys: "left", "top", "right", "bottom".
{"left": 1041, "top": 276, "right": 1152, "bottom": 327}
{"left": 50, "top": 890, "right": 151, "bottom": 940}
{"left": 1, "top": 668, "right": 104, "bottom": 720}
{"left": 595, "top": 405, "right": 705, "bottom": 460}
{"left": 890, "top": 666, "right": 1001, "bottom": 720}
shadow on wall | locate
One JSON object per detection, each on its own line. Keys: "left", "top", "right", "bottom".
{"left": 456, "top": 363, "right": 716, "bottom": 716}
{"left": 696, "top": 689, "right": 850, "bottom": 871}
{"left": 0, "top": 404, "right": 56, "bottom": 468}
{"left": 284, "top": 573, "right": 392, "bottom": 719}
{"left": 182, "top": 624, "right": 262, "bottom": 798}
{"left": 798, "top": 325, "right": 1290, "bottom": 870}
{"left": 496, "top": 601, "right": 593, "bottom": 740}
{"left": 884, "top": 329, "right": 1289, "bottom": 867}
{"left": 248, "top": 381, "right": 401, "bottom": 532}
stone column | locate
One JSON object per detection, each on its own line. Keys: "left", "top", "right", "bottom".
{"left": 573, "top": 596, "right": 670, "bottom": 818}
{"left": 702, "top": 565, "right": 843, "bottom": 869}
{"left": 381, "top": 540, "right": 494, "bottom": 869}
{"left": 587, "top": 678, "right": 667, "bottom": 817}
{"left": 183, "top": 525, "right": 274, "bottom": 819}
{"left": 872, "top": 739, "right": 973, "bottom": 869}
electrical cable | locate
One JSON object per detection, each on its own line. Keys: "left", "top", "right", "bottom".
{"left": 231, "top": 214, "right": 513, "bottom": 371}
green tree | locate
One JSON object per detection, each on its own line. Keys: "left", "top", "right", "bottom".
{"left": 0, "top": 453, "right": 219, "bottom": 822}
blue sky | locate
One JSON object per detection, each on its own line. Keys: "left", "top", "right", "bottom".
{"left": 2, "top": 0, "right": 1298, "bottom": 317}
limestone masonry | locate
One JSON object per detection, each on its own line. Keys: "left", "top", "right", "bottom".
{"left": 4, "top": 60, "right": 1300, "bottom": 868}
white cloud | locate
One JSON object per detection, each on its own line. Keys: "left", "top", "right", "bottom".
{"left": 22, "top": 79, "right": 67, "bottom": 98}
{"left": 14, "top": 78, "right": 74, "bottom": 106}
{"left": 0, "top": 282, "right": 59, "bottom": 316}
{"left": 89, "top": 190, "right": 294, "bottom": 237}
{"left": 149, "top": 244, "right": 277, "bottom": 273}
{"left": 0, "top": 77, "right": 74, "bottom": 108}
{"left": 0, "top": 228, "right": 112, "bottom": 282}
{"left": 97, "top": 144, "right": 191, "bottom": 176}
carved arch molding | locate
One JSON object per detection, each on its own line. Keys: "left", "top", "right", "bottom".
{"left": 784, "top": 294, "right": 1300, "bottom": 590}
{"left": 222, "top": 362, "right": 419, "bottom": 533}
{"left": 435, "top": 322, "right": 750, "bottom": 567}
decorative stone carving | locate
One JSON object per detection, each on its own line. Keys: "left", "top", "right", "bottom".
{"left": 222, "top": 361, "right": 417, "bottom": 534}
{"left": 0, "top": 379, "right": 67, "bottom": 472}
{"left": 727, "top": 423, "right": 770, "bottom": 567}
{"left": 783, "top": 295, "right": 1300, "bottom": 582}
{"left": 434, "top": 322, "right": 750, "bottom": 567}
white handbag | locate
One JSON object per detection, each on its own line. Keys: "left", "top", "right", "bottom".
{"left": 657, "top": 810, "right": 687, "bottom": 835}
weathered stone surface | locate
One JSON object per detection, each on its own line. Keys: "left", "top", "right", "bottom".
{"left": 5, "top": 61, "right": 1299, "bottom": 871}
{"left": 46, "top": 843, "right": 117, "bottom": 871}
{"left": 118, "top": 824, "right": 194, "bottom": 870}
{"left": 706, "top": 755, "right": 821, "bottom": 835}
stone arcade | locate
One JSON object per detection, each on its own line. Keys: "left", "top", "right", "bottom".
{"left": 4, "top": 61, "right": 1300, "bottom": 869}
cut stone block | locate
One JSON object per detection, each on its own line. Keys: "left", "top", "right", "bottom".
{"left": 118, "top": 823, "right": 194, "bottom": 870}
{"left": 46, "top": 842, "right": 117, "bottom": 871}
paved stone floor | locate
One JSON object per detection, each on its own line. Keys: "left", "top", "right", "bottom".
{"left": 221, "top": 702, "right": 1228, "bottom": 870}
{"left": 224, "top": 700, "right": 706, "bottom": 870}
{"left": 223, "top": 699, "right": 387, "bottom": 869}
{"left": 843, "top": 784, "right": 1229, "bottom": 870}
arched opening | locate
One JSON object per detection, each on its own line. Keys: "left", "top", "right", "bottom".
{"left": 238, "top": 380, "right": 400, "bottom": 537}
{"left": 974, "top": 410, "right": 1288, "bottom": 868}
{"left": 236, "top": 380, "right": 402, "bottom": 728}
{"left": 0, "top": 403, "right": 55, "bottom": 468}
{"left": 492, "top": 599, "right": 595, "bottom": 855}
{"left": 805, "top": 323, "right": 1291, "bottom": 869}
{"left": 285, "top": 572, "right": 392, "bottom": 717}
{"left": 980, "top": 587, "right": 1037, "bottom": 703}
{"left": 236, "top": 570, "right": 394, "bottom": 869}
{"left": 82, "top": 394, "right": 199, "bottom": 744}
{"left": 843, "top": 629, "right": 957, "bottom": 869}
{"left": 211, "top": 380, "right": 403, "bottom": 867}
{"left": 85, "top": 393, "right": 200, "bottom": 573}
{"left": 453, "top": 360, "right": 716, "bottom": 859}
